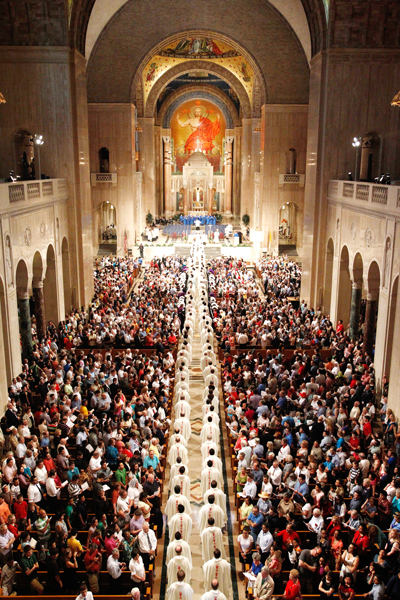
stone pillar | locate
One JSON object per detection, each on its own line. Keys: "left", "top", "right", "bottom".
{"left": 241, "top": 119, "right": 252, "bottom": 220}
{"left": 17, "top": 291, "right": 32, "bottom": 359}
{"left": 33, "top": 279, "right": 46, "bottom": 342}
{"left": 224, "top": 138, "right": 233, "bottom": 215}
{"left": 349, "top": 282, "right": 362, "bottom": 340}
{"left": 163, "top": 137, "right": 172, "bottom": 214}
{"left": 363, "top": 292, "right": 378, "bottom": 358}
{"left": 183, "top": 185, "right": 188, "bottom": 216}
{"left": 208, "top": 184, "right": 213, "bottom": 214}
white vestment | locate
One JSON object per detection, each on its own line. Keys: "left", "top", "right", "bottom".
{"left": 174, "top": 390, "right": 191, "bottom": 403}
{"left": 168, "top": 443, "right": 189, "bottom": 465}
{"left": 201, "top": 441, "right": 219, "bottom": 461}
{"left": 169, "top": 463, "right": 189, "bottom": 485}
{"left": 203, "top": 387, "right": 220, "bottom": 399}
{"left": 201, "top": 466, "right": 223, "bottom": 496}
{"left": 175, "top": 400, "right": 191, "bottom": 420}
{"left": 198, "top": 503, "right": 225, "bottom": 532}
{"left": 205, "top": 374, "right": 219, "bottom": 388}
{"left": 169, "top": 434, "right": 188, "bottom": 447}
{"left": 202, "top": 412, "right": 220, "bottom": 426}
{"left": 204, "top": 488, "right": 227, "bottom": 518}
{"left": 165, "top": 493, "right": 192, "bottom": 521}
{"left": 171, "top": 474, "right": 191, "bottom": 498}
{"left": 167, "top": 555, "right": 192, "bottom": 585}
{"left": 166, "top": 581, "right": 193, "bottom": 600}
{"left": 174, "top": 381, "right": 190, "bottom": 394}
{"left": 203, "top": 558, "right": 231, "bottom": 597}
{"left": 200, "top": 526, "right": 226, "bottom": 561}
{"left": 166, "top": 539, "right": 192, "bottom": 566}
{"left": 199, "top": 589, "right": 228, "bottom": 600}
{"left": 201, "top": 422, "right": 220, "bottom": 445}
{"left": 174, "top": 417, "right": 192, "bottom": 441}
{"left": 202, "top": 401, "right": 219, "bottom": 416}
{"left": 168, "top": 512, "right": 192, "bottom": 542}
{"left": 202, "top": 455, "right": 222, "bottom": 472}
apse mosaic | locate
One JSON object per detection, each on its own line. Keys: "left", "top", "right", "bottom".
{"left": 170, "top": 99, "right": 226, "bottom": 173}
{"left": 142, "top": 36, "right": 254, "bottom": 106}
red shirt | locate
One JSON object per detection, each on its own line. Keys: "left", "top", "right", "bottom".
{"left": 363, "top": 422, "right": 372, "bottom": 437}
{"left": 277, "top": 529, "right": 301, "bottom": 548}
{"left": 13, "top": 500, "right": 28, "bottom": 520}
{"left": 284, "top": 579, "right": 302, "bottom": 600}
{"left": 353, "top": 531, "right": 369, "bottom": 553}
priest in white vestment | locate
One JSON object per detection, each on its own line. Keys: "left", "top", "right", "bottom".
{"left": 202, "top": 399, "right": 219, "bottom": 415}
{"left": 202, "top": 410, "right": 220, "bottom": 426}
{"left": 171, "top": 470, "right": 191, "bottom": 498}
{"left": 175, "top": 400, "right": 191, "bottom": 420}
{"left": 201, "top": 462, "right": 223, "bottom": 496}
{"left": 166, "top": 486, "right": 192, "bottom": 520}
{"left": 201, "top": 451, "right": 222, "bottom": 472}
{"left": 166, "top": 533, "right": 192, "bottom": 566}
{"left": 198, "top": 497, "right": 225, "bottom": 532}
{"left": 168, "top": 506, "right": 192, "bottom": 542}
{"left": 167, "top": 546, "right": 192, "bottom": 584}
{"left": 199, "top": 579, "right": 228, "bottom": 600}
{"left": 170, "top": 430, "right": 188, "bottom": 447}
{"left": 204, "top": 485, "right": 227, "bottom": 519}
{"left": 168, "top": 440, "right": 189, "bottom": 465}
{"left": 203, "top": 551, "right": 231, "bottom": 598}
{"left": 166, "top": 573, "right": 193, "bottom": 600}
{"left": 174, "top": 380, "right": 190, "bottom": 394}
{"left": 203, "top": 386, "right": 220, "bottom": 400}
{"left": 205, "top": 373, "right": 219, "bottom": 388}
{"left": 201, "top": 521, "right": 226, "bottom": 561}
{"left": 173, "top": 416, "right": 191, "bottom": 441}
{"left": 169, "top": 460, "right": 189, "bottom": 485}
{"left": 201, "top": 419, "right": 220, "bottom": 445}
{"left": 201, "top": 438, "right": 219, "bottom": 461}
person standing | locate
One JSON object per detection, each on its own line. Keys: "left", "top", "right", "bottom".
{"left": 167, "top": 570, "right": 193, "bottom": 600}
{"left": 253, "top": 566, "right": 275, "bottom": 600}
{"left": 107, "top": 548, "right": 126, "bottom": 594}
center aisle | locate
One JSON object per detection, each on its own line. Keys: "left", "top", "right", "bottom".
{"left": 154, "top": 243, "right": 240, "bottom": 600}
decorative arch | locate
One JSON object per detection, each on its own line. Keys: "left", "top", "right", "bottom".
{"left": 160, "top": 87, "right": 237, "bottom": 129}
{"left": 144, "top": 60, "right": 252, "bottom": 119}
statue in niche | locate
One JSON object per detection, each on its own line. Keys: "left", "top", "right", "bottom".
{"left": 5, "top": 235, "right": 13, "bottom": 287}
{"left": 384, "top": 237, "right": 392, "bottom": 288}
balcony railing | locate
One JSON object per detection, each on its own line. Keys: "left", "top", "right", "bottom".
{"left": 0, "top": 179, "right": 68, "bottom": 208}
{"left": 328, "top": 180, "right": 400, "bottom": 214}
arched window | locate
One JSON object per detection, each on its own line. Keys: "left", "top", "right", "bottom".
{"left": 99, "top": 147, "right": 110, "bottom": 173}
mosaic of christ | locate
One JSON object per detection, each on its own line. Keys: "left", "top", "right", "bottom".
{"left": 171, "top": 100, "right": 225, "bottom": 172}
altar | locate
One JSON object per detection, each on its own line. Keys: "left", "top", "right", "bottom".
{"left": 188, "top": 210, "right": 207, "bottom": 216}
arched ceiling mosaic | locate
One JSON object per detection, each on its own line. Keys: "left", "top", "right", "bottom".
{"left": 142, "top": 36, "right": 254, "bottom": 107}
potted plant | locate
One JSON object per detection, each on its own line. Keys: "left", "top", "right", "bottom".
{"left": 146, "top": 211, "right": 154, "bottom": 225}
{"left": 215, "top": 213, "right": 223, "bottom": 223}
{"left": 242, "top": 213, "right": 250, "bottom": 227}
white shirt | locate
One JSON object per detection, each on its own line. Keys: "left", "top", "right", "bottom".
{"left": 28, "top": 483, "right": 42, "bottom": 503}
{"left": 75, "top": 593, "right": 94, "bottom": 600}
{"left": 129, "top": 556, "right": 145, "bottom": 581}
{"left": 138, "top": 528, "right": 157, "bottom": 553}
{"left": 107, "top": 555, "right": 123, "bottom": 579}
{"left": 46, "top": 477, "right": 58, "bottom": 498}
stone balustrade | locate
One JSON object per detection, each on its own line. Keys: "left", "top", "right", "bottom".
{"left": 0, "top": 178, "right": 68, "bottom": 208}
{"left": 328, "top": 179, "right": 400, "bottom": 213}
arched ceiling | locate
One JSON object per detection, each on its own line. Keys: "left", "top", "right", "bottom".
{"left": 82, "top": 0, "right": 316, "bottom": 105}
{"left": 84, "top": 0, "right": 312, "bottom": 62}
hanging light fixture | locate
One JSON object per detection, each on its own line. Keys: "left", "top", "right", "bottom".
{"left": 254, "top": 124, "right": 261, "bottom": 132}
{"left": 0, "top": 92, "right": 6, "bottom": 104}
{"left": 135, "top": 123, "right": 143, "bottom": 132}
{"left": 391, "top": 91, "right": 400, "bottom": 107}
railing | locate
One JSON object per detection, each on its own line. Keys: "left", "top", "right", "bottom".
{"left": 0, "top": 179, "right": 68, "bottom": 208}
{"left": 328, "top": 179, "right": 400, "bottom": 213}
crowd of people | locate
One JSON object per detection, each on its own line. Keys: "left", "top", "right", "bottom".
{"left": 204, "top": 255, "right": 395, "bottom": 600}
{"left": 0, "top": 255, "right": 190, "bottom": 597}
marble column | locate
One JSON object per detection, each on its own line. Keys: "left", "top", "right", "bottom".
{"left": 183, "top": 185, "right": 188, "bottom": 216}
{"left": 208, "top": 185, "right": 213, "bottom": 214}
{"left": 163, "top": 137, "right": 172, "bottom": 215}
{"left": 17, "top": 291, "right": 32, "bottom": 359}
{"left": 224, "top": 139, "right": 233, "bottom": 215}
{"left": 349, "top": 282, "right": 362, "bottom": 340}
{"left": 33, "top": 279, "right": 46, "bottom": 342}
{"left": 363, "top": 292, "right": 378, "bottom": 358}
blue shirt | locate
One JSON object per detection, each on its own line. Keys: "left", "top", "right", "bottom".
{"left": 294, "top": 481, "right": 309, "bottom": 496}
{"left": 247, "top": 511, "right": 264, "bottom": 536}
{"left": 143, "top": 455, "right": 160, "bottom": 470}
{"left": 67, "top": 466, "right": 79, "bottom": 481}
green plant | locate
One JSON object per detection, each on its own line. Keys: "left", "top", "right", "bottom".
{"left": 242, "top": 213, "right": 250, "bottom": 226}
{"left": 145, "top": 211, "right": 154, "bottom": 225}
{"left": 172, "top": 213, "right": 183, "bottom": 221}
{"left": 215, "top": 213, "right": 223, "bottom": 222}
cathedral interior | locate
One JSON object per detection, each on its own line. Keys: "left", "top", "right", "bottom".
{"left": 0, "top": 1, "right": 400, "bottom": 599}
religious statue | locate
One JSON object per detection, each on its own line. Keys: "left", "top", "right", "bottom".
{"left": 5, "top": 235, "right": 13, "bottom": 286}
{"left": 177, "top": 106, "right": 221, "bottom": 155}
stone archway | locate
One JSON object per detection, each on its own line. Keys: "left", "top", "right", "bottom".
{"left": 32, "top": 251, "right": 46, "bottom": 342}
{"left": 16, "top": 259, "right": 31, "bottom": 359}
{"left": 385, "top": 275, "right": 398, "bottom": 377}
{"left": 62, "top": 238, "right": 72, "bottom": 313}
{"left": 43, "top": 245, "right": 59, "bottom": 327}
{"left": 324, "top": 237, "right": 334, "bottom": 315}
{"left": 337, "top": 245, "right": 351, "bottom": 328}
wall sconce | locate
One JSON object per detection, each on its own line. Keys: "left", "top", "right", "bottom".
{"left": 391, "top": 91, "right": 400, "bottom": 107}
{"left": 34, "top": 134, "right": 44, "bottom": 181}
{"left": 0, "top": 92, "right": 6, "bottom": 104}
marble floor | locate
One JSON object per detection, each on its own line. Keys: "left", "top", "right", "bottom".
{"left": 153, "top": 312, "right": 243, "bottom": 599}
